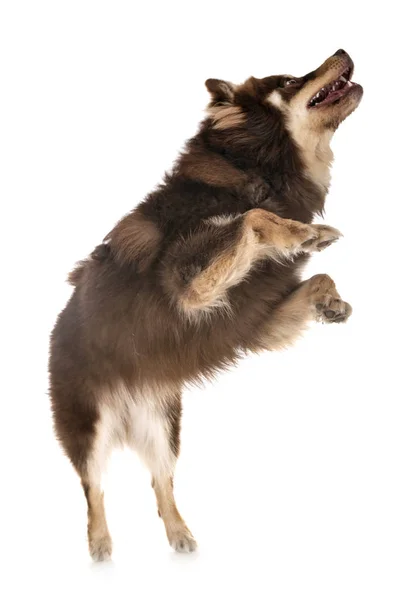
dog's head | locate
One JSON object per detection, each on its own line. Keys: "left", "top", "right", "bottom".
{"left": 206, "top": 49, "right": 362, "bottom": 133}
{"left": 205, "top": 50, "right": 362, "bottom": 175}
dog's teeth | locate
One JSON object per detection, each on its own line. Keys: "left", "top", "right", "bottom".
{"left": 340, "top": 75, "right": 347, "bottom": 83}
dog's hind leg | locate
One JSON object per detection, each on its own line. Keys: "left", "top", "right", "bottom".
{"left": 255, "top": 273, "right": 352, "bottom": 351}
{"left": 80, "top": 407, "right": 116, "bottom": 561}
{"left": 82, "top": 480, "right": 112, "bottom": 561}
{"left": 128, "top": 391, "right": 197, "bottom": 552}
{"left": 51, "top": 387, "right": 114, "bottom": 561}
{"left": 151, "top": 474, "right": 196, "bottom": 553}
{"left": 162, "top": 209, "right": 341, "bottom": 314}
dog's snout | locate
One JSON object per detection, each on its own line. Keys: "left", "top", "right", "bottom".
{"left": 334, "top": 49, "right": 347, "bottom": 57}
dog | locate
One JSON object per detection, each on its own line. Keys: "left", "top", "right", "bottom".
{"left": 49, "top": 49, "right": 363, "bottom": 561}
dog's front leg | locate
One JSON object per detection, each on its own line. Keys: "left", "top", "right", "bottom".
{"left": 162, "top": 210, "right": 341, "bottom": 315}
{"left": 256, "top": 274, "right": 352, "bottom": 351}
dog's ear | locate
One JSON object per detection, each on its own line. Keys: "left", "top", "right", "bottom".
{"left": 205, "top": 79, "right": 236, "bottom": 105}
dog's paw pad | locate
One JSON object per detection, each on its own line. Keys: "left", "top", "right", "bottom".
{"left": 316, "top": 296, "right": 352, "bottom": 324}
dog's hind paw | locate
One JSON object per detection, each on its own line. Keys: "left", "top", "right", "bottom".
{"left": 89, "top": 534, "right": 113, "bottom": 562}
{"left": 169, "top": 528, "right": 197, "bottom": 553}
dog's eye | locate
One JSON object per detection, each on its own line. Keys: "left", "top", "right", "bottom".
{"left": 284, "top": 78, "right": 298, "bottom": 87}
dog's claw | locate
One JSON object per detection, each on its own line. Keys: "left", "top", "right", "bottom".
{"left": 301, "top": 225, "right": 342, "bottom": 253}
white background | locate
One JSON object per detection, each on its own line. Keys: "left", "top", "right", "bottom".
{"left": 1, "top": 1, "right": 416, "bottom": 599}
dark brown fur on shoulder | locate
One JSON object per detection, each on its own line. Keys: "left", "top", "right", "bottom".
{"left": 49, "top": 49, "right": 362, "bottom": 561}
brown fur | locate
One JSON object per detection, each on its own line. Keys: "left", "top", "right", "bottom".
{"left": 103, "top": 212, "right": 162, "bottom": 271}
{"left": 49, "top": 49, "right": 362, "bottom": 560}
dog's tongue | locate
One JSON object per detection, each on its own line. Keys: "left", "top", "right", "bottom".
{"left": 320, "top": 81, "right": 354, "bottom": 106}
{"left": 309, "top": 77, "right": 355, "bottom": 108}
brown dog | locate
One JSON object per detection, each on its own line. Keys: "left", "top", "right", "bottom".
{"left": 49, "top": 49, "right": 363, "bottom": 561}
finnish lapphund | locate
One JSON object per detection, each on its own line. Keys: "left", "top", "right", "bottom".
{"left": 49, "top": 49, "right": 363, "bottom": 560}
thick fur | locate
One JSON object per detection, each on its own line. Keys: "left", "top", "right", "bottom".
{"left": 49, "top": 49, "right": 362, "bottom": 560}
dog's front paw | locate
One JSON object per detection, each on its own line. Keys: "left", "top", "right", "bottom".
{"left": 307, "top": 274, "right": 352, "bottom": 324}
{"left": 316, "top": 296, "right": 352, "bottom": 323}
{"left": 301, "top": 224, "right": 342, "bottom": 252}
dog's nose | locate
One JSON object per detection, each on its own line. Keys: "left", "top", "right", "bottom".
{"left": 334, "top": 49, "right": 347, "bottom": 57}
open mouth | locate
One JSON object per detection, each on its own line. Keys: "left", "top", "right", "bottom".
{"left": 308, "top": 66, "right": 358, "bottom": 108}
